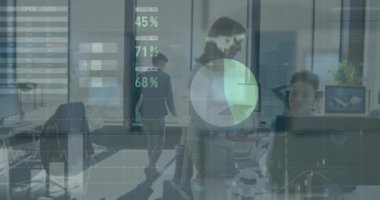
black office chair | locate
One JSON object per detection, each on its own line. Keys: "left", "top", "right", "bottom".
{"left": 39, "top": 102, "right": 94, "bottom": 198}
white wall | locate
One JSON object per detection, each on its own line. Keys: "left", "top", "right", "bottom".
{"left": 364, "top": 0, "right": 380, "bottom": 111}
{"left": 261, "top": 0, "right": 341, "bottom": 73}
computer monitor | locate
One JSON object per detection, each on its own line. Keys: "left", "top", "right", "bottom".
{"left": 325, "top": 85, "right": 366, "bottom": 115}
{"left": 0, "top": 85, "right": 20, "bottom": 124}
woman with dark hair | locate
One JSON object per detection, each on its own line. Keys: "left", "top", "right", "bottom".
{"left": 288, "top": 70, "right": 320, "bottom": 115}
{"left": 273, "top": 70, "right": 320, "bottom": 116}
{"left": 196, "top": 17, "right": 246, "bottom": 65}
{"left": 183, "top": 17, "right": 249, "bottom": 185}
{"left": 265, "top": 70, "right": 321, "bottom": 189}
{"left": 189, "top": 17, "right": 249, "bottom": 128}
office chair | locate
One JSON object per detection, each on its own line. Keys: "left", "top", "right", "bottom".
{"left": 39, "top": 102, "right": 94, "bottom": 198}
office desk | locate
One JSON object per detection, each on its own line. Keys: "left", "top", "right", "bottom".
{"left": 0, "top": 140, "right": 40, "bottom": 199}
{"left": 269, "top": 116, "right": 380, "bottom": 200}
{"left": 0, "top": 124, "right": 39, "bottom": 145}
{"left": 0, "top": 106, "right": 57, "bottom": 142}
{"left": 0, "top": 106, "right": 56, "bottom": 199}
{"left": 190, "top": 177, "right": 380, "bottom": 200}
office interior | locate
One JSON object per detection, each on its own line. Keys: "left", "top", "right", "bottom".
{"left": 1, "top": 0, "right": 380, "bottom": 199}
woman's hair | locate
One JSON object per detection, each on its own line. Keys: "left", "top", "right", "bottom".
{"left": 207, "top": 17, "right": 246, "bottom": 37}
{"left": 290, "top": 70, "right": 319, "bottom": 91}
{"left": 196, "top": 17, "right": 246, "bottom": 65}
{"left": 152, "top": 52, "right": 168, "bottom": 66}
{"left": 196, "top": 42, "right": 225, "bottom": 65}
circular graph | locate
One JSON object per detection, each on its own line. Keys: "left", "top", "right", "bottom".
{"left": 190, "top": 59, "right": 259, "bottom": 127}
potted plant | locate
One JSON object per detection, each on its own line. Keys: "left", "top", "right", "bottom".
{"left": 329, "top": 60, "right": 362, "bottom": 85}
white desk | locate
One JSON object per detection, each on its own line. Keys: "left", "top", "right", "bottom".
{"left": 0, "top": 106, "right": 57, "bottom": 140}
{"left": 191, "top": 177, "right": 380, "bottom": 200}
{"left": 0, "top": 106, "right": 56, "bottom": 198}
{"left": 0, "top": 141, "right": 39, "bottom": 199}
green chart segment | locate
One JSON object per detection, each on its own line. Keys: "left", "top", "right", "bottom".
{"left": 190, "top": 59, "right": 259, "bottom": 127}
{"left": 223, "top": 59, "right": 258, "bottom": 124}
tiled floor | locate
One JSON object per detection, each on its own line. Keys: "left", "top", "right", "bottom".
{"left": 25, "top": 149, "right": 176, "bottom": 200}
{"left": 8, "top": 145, "right": 380, "bottom": 200}
{"left": 84, "top": 149, "right": 175, "bottom": 200}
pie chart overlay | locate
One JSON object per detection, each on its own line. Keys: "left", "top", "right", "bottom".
{"left": 190, "top": 59, "right": 259, "bottom": 127}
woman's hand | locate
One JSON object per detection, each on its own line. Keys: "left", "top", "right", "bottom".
{"left": 225, "top": 132, "right": 257, "bottom": 142}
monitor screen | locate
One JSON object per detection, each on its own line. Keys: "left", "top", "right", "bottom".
{"left": 325, "top": 85, "right": 366, "bottom": 114}
{"left": 0, "top": 85, "right": 19, "bottom": 120}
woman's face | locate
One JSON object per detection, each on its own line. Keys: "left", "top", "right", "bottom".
{"left": 226, "top": 37, "right": 243, "bottom": 58}
{"left": 289, "top": 82, "right": 317, "bottom": 115}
